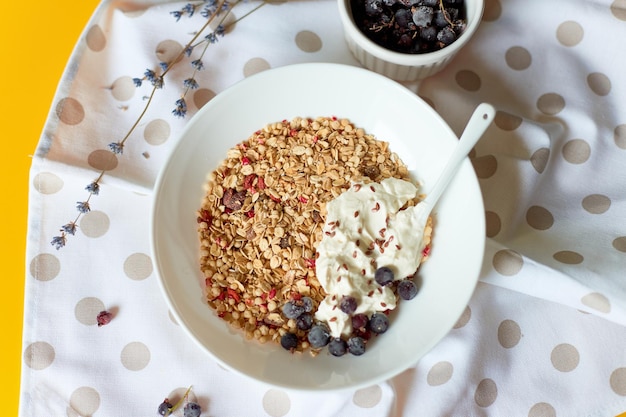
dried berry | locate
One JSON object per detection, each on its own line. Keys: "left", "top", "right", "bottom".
{"left": 96, "top": 310, "right": 113, "bottom": 327}
{"left": 222, "top": 188, "right": 247, "bottom": 211}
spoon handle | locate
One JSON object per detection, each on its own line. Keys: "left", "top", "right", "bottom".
{"left": 421, "top": 103, "right": 496, "bottom": 212}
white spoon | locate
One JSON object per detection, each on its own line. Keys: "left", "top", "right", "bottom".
{"left": 419, "top": 102, "right": 495, "bottom": 216}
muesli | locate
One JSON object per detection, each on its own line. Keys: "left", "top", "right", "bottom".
{"left": 196, "top": 116, "right": 431, "bottom": 355}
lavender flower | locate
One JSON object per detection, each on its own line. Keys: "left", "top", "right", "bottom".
{"left": 172, "top": 98, "right": 187, "bottom": 118}
{"left": 183, "top": 78, "right": 199, "bottom": 89}
{"left": 159, "top": 62, "right": 169, "bottom": 71}
{"left": 85, "top": 181, "right": 100, "bottom": 195}
{"left": 61, "top": 222, "right": 78, "bottom": 235}
{"left": 191, "top": 59, "right": 204, "bottom": 71}
{"left": 108, "top": 142, "right": 124, "bottom": 154}
{"left": 76, "top": 201, "right": 91, "bottom": 214}
{"left": 51, "top": 235, "right": 66, "bottom": 250}
{"left": 132, "top": 78, "right": 143, "bottom": 87}
{"left": 170, "top": 10, "right": 183, "bottom": 21}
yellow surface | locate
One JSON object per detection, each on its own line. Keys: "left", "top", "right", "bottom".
{"left": 0, "top": 0, "right": 100, "bottom": 413}
{"left": 1, "top": 2, "right": 625, "bottom": 416}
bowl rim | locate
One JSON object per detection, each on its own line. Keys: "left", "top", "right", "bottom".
{"left": 337, "top": 0, "right": 485, "bottom": 66}
{"left": 150, "top": 62, "right": 486, "bottom": 392}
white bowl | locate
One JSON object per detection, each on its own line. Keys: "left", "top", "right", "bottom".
{"left": 150, "top": 63, "right": 485, "bottom": 392}
{"left": 338, "top": 0, "right": 485, "bottom": 81}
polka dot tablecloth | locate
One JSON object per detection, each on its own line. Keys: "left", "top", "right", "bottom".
{"left": 21, "top": 0, "right": 626, "bottom": 416}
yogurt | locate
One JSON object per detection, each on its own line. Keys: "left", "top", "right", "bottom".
{"left": 314, "top": 177, "right": 429, "bottom": 337}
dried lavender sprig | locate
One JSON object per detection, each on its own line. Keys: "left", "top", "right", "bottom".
{"left": 51, "top": 0, "right": 275, "bottom": 249}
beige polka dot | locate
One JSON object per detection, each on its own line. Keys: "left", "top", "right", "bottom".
{"left": 86, "top": 24, "right": 106, "bottom": 52}
{"left": 30, "top": 253, "right": 61, "bottom": 281}
{"left": 453, "top": 305, "right": 472, "bottom": 329}
{"left": 498, "top": 320, "right": 521, "bottom": 348}
{"left": 611, "top": 0, "right": 626, "bottom": 21}
{"left": 455, "top": 70, "right": 481, "bottom": 91}
{"left": 155, "top": 40, "right": 184, "bottom": 65}
{"left": 562, "top": 139, "right": 591, "bottom": 164}
{"left": 474, "top": 378, "right": 498, "bottom": 407}
{"left": 88, "top": 149, "right": 119, "bottom": 171}
{"left": 56, "top": 97, "right": 85, "bottom": 125}
{"left": 427, "top": 361, "right": 454, "bottom": 386}
{"left": 493, "top": 249, "right": 523, "bottom": 276}
{"left": 610, "top": 368, "right": 626, "bottom": 396}
{"left": 587, "top": 72, "right": 611, "bottom": 96}
{"left": 295, "top": 30, "right": 322, "bottom": 53}
{"left": 582, "top": 194, "right": 611, "bottom": 214}
{"left": 528, "top": 402, "right": 556, "bottom": 417}
{"left": 550, "top": 343, "right": 579, "bottom": 372}
{"left": 581, "top": 292, "right": 611, "bottom": 314}
{"left": 353, "top": 385, "right": 382, "bottom": 408}
{"left": 505, "top": 46, "right": 531, "bottom": 70}
{"left": 23, "top": 341, "right": 55, "bottom": 370}
{"left": 613, "top": 236, "right": 626, "bottom": 252}
{"left": 553, "top": 250, "right": 584, "bottom": 265}
{"left": 120, "top": 341, "right": 151, "bottom": 371}
{"left": 69, "top": 386, "right": 100, "bottom": 416}
{"left": 494, "top": 111, "right": 523, "bottom": 131}
{"left": 110, "top": 76, "right": 136, "bottom": 101}
{"left": 530, "top": 147, "right": 550, "bottom": 173}
{"left": 75, "top": 297, "right": 106, "bottom": 326}
{"left": 262, "top": 389, "right": 291, "bottom": 417}
{"left": 124, "top": 253, "right": 153, "bottom": 281}
{"left": 526, "top": 206, "right": 554, "bottom": 230}
{"left": 244, "top": 57, "right": 271, "bottom": 77}
{"left": 615, "top": 124, "right": 626, "bottom": 149}
{"left": 485, "top": 211, "right": 501, "bottom": 238}
{"left": 144, "top": 119, "right": 170, "bottom": 146}
{"left": 193, "top": 88, "right": 217, "bottom": 109}
{"left": 536, "top": 93, "right": 565, "bottom": 115}
{"left": 80, "top": 210, "right": 110, "bottom": 238}
{"left": 482, "top": 0, "right": 502, "bottom": 21}
{"left": 33, "top": 172, "right": 64, "bottom": 194}
{"left": 556, "top": 21, "right": 584, "bottom": 47}
{"left": 120, "top": 3, "right": 148, "bottom": 17}
{"left": 472, "top": 155, "right": 497, "bottom": 178}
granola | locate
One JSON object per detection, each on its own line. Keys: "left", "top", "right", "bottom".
{"left": 197, "top": 116, "right": 413, "bottom": 351}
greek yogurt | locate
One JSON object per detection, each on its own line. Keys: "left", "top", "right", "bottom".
{"left": 314, "top": 177, "right": 429, "bottom": 337}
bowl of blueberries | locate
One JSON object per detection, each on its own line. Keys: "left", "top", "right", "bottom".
{"left": 338, "top": 0, "right": 485, "bottom": 81}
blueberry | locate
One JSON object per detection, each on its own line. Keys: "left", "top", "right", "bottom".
{"left": 394, "top": 8, "right": 413, "bottom": 28}
{"left": 158, "top": 399, "right": 173, "bottom": 416}
{"left": 347, "top": 336, "right": 367, "bottom": 356}
{"left": 280, "top": 332, "right": 299, "bottom": 350}
{"left": 398, "top": 280, "right": 418, "bottom": 300}
{"left": 369, "top": 313, "right": 389, "bottom": 334}
{"left": 296, "top": 313, "right": 313, "bottom": 330}
{"left": 437, "top": 26, "right": 457, "bottom": 45}
{"left": 282, "top": 301, "right": 305, "bottom": 319}
{"left": 183, "top": 402, "right": 202, "bottom": 417}
{"left": 351, "top": 313, "right": 369, "bottom": 330}
{"left": 339, "top": 295, "right": 358, "bottom": 315}
{"left": 364, "top": 0, "right": 383, "bottom": 16}
{"left": 420, "top": 25, "right": 437, "bottom": 42}
{"left": 307, "top": 324, "right": 330, "bottom": 348}
{"left": 420, "top": 0, "right": 439, "bottom": 6}
{"left": 375, "top": 266, "right": 394, "bottom": 286}
{"left": 300, "top": 296, "right": 314, "bottom": 312}
{"left": 412, "top": 6, "right": 433, "bottom": 28}
{"left": 328, "top": 338, "right": 348, "bottom": 357}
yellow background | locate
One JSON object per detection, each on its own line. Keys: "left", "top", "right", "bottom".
{"left": 0, "top": 0, "right": 100, "bottom": 414}
{"left": 1, "top": 1, "right": 625, "bottom": 416}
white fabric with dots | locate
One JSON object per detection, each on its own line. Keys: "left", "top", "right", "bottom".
{"left": 21, "top": 0, "right": 626, "bottom": 416}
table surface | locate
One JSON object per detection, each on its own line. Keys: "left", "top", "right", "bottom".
{"left": 1, "top": 1, "right": 100, "bottom": 414}
{"left": 8, "top": 0, "right": 626, "bottom": 416}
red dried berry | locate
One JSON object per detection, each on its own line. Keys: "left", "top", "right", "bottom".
{"left": 97, "top": 310, "right": 113, "bottom": 327}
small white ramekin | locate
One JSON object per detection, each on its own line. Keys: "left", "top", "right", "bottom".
{"left": 337, "top": 0, "right": 485, "bottom": 81}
